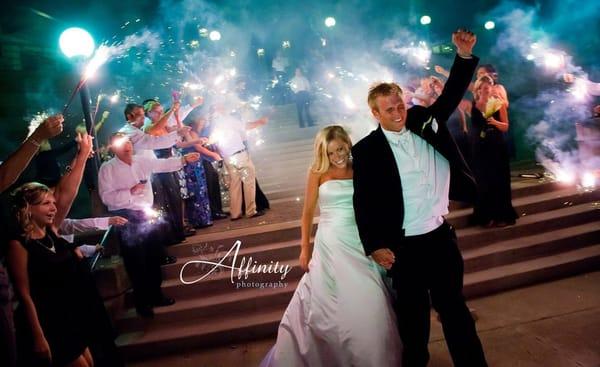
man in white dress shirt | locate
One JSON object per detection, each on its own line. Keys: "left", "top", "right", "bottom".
{"left": 211, "top": 104, "right": 267, "bottom": 220}
{"left": 290, "top": 68, "right": 314, "bottom": 128}
{"left": 353, "top": 30, "right": 487, "bottom": 366}
{"left": 119, "top": 103, "right": 188, "bottom": 155}
{"left": 98, "top": 132, "right": 200, "bottom": 318}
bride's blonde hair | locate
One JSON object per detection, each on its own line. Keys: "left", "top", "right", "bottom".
{"left": 310, "top": 125, "right": 352, "bottom": 174}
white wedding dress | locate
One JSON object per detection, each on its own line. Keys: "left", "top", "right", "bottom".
{"left": 261, "top": 179, "right": 402, "bottom": 367}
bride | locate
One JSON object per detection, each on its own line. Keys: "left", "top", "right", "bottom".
{"left": 261, "top": 125, "right": 402, "bottom": 366}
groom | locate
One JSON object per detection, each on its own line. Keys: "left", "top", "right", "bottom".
{"left": 352, "top": 29, "right": 487, "bottom": 366}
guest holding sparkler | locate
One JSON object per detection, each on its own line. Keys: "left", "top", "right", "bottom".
{"left": 119, "top": 103, "right": 187, "bottom": 153}
{"left": 98, "top": 133, "right": 200, "bottom": 318}
{"left": 143, "top": 100, "right": 194, "bottom": 242}
{"left": 210, "top": 103, "right": 268, "bottom": 220}
{"left": 6, "top": 133, "right": 117, "bottom": 367}
{"left": 179, "top": 117, "right": 214, "bottom": 228}
{"left": 0, "top": 114, "right": 63, "bottom": 367}
{"left": 466, "top": 75, "right": 517, "bottom": 227}
{"left": 190, "top": 115, "right": 229, "bottom": 220}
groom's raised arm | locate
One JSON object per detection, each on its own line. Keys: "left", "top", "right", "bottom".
{"left": 428, "top": 30, "right": 479, "bottom": 123}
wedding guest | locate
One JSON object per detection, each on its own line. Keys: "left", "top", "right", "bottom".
{"left": 6, "top": 134, "right": 116, "bottom": 367}
{"left": 98, "top": 133, "right": 200, "bottom": 318}
{"left": 464, "top": 75, "right": 517, "bottom": 227}
{"left": 290, "top": 68, "right": 314, "bottom": 127}
{"left": 143, "top": 100, "right": 192, "bottom": 242}
{"left": 119, "top": 103, "right": 186, "bottom": 154}
{"left": 190, "top": 116, "right": 228, "bottom": 220}
{"left": 180, "top": 118, "right": 214, "bottom": 228}
{"left": 0, "top": 114, "right": 64, "bottom": 367}
{"left": 211, "top": 104, "right": 267, "bottom": 220}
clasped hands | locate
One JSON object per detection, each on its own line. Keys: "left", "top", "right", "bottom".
{"left": 371, "top": 248, "right": 396, "bottom": 270}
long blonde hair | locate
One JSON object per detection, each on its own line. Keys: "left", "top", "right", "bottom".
{"left": 310, "top": 125, "right": 352, "bottom": 174}
{"left": 11, "top": 182, "right": 51, "bottom": 240}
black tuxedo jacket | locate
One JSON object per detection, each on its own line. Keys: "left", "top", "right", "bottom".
{"left": 352, "top": 54, "right": 479, "bottom": 255}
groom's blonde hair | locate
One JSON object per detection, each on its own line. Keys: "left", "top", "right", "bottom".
{"left": 368, "top": 82, "right": 404, "bottom": 111}
{"left": 310, "top": 125, "right": 352, "bottom": 174}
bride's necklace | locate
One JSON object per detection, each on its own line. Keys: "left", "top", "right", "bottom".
{"left": 33, "top": 234, "right": 56, "bottom": 254}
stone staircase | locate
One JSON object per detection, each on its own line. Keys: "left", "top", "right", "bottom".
{"left": 114, "top": 179, "right": 600, "bottom": 361}
{"left": 106, "top": 104, "right": 600, "bottom": 362}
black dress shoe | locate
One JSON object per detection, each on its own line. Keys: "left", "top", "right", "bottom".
{"left": 136, "top": 305, "right": 154, "bottom": 318}
{"left": 194, "top": 222, "right": 213, "bottom": 229}
{"left": 160, "top": 255, "right": 177, "bottom": 265}
{"left": 153, "top": 296, "right": 176, "bottom": 307}
{"left": 211, "top": 212, "right": 229, "bottom": 220}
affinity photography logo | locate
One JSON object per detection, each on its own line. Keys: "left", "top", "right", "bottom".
{"left": 179, "top": 240, "right": 292, "bottom": 289}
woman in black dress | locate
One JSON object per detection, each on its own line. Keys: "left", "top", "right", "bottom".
{"left": 468, "top": 75, "right": 517, "bottom": 227}
{"left": 6, "top": 134, "right": 115, "bottom": 367}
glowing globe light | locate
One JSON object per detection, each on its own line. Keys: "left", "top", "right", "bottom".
{"left": 526, "top": 54, "right": 535, "bottom": 61}
{"left": 325, "top": 17, "right": 336, "bottom": 27}
{"left": 484, "top": 21, "right": 495, "bottom": 30}
{"left": 59, "top": 27, "right": 95, "bottom": 58}
{"left": 110, "top": 93, "right": 119, "bottom": 103}
{"left": 420, "top": 15, "right": 431, "bottom": 25}
{"left": 209, "top": 30, "right": 221, "bottom": 41}
{"left": 257, "top": 48, "right": 265, "bottom": 56}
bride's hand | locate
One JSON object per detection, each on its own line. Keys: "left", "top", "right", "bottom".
{"left": 299, "top": 248, "right": 312, "bottom": 273}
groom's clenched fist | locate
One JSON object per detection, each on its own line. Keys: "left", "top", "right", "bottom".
{"left": 452, "top": 28, "right": 476, "bottom": 57}
{"left": 371, "top": 248, "right": 396, "bottom": 270}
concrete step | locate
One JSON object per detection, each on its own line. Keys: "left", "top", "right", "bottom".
{"left": 447, "top": 186, "right": 600, "bottom": 229}
{"left": 463, "top": 244, "right": 600, "bottom": 298}
{"left": 458, "top": 201, "right": 599, "bottom": 249}
{"left": 117, "top": 306, "right": 284, "bottom": 360}
{"left": 118, "top": 279, "right": 299, "bottom": 333}
{"left": 463, "top": 222, "right": 600, "bottom": 273}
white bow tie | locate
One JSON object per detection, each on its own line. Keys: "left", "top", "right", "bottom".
{"left": 388, "top": 128, "right": 411, "bottom": 145}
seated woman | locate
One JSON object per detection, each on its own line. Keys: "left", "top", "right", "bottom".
{"left": 6, "top": 134, "right": 118, "bottom": 367}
